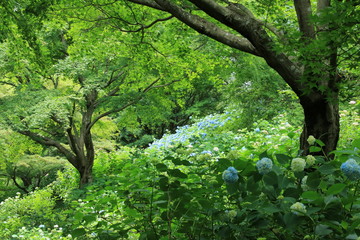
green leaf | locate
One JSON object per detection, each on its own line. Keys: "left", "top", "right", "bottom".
{"left": 352, "top": 138, "right": 360, "bottom": 149}
{"left": 218, "top": 158, "right": 232, "bottom": 169}
{"left": 349, "top": 219, "right": 360, "bottom": 232}
{"left": 310, "top": 146, "right": 322, "bottom": 153}
{"left": 315, "top": 224, "right": 332, "bottom": 236}
{"left": 326, "top": 183, "right": 346, "bottom": 195}
{"left": 287, "top": 132, "right": 295, "bottom": 139}
{"left": 159, "top": 176, "right": 169, "bottom": 191}
{"left": 171, "top": 158, "right": 183, "bottom": 165}
{"left": 156, "top": 163, "right": 167, "bottom": 171}
{"left": 283, "top": 187, "right": 302, "bottom": 198}
{"left": 318, "top": 164, "right": 337, "bottom": 175}
{"left": 315, "top": 139, "right": 325, "bottom": 147}
{"left": 171, "top": 158, "right": 191, "bottom": 166}
{"left": 283, "top": 213, "right": 303, "bottom": 231}
{"left": 181, "top": 160, "right": 191, "bottom": 166}
{"left": 226, "top": 182, "right": 238, "bottom": 195}
{"left": 71, "top": 228, "right": 87, "bottom": 238}
{"left": 263, "top": 171, "right": 278, "bottom": 186}
{"left": 83, "top": 214, "right": 97, "bottom": 224}
{"left": 259, "top": 150, "right": 269, "bottom": 159}
{"left": 262, "top": 203, "right": 281, "bottom": 213}
{"left": 324, "top": 195, "right": 340, "bottom": 205}
{"left": 167, "top": 169, "right": 187, "bottom": 179}
{"left": 306, "top": 171, "right": 321, "bottom": 188}
{"left": 275, "top": 154, "right": 291, "bottom": 165}
{"left": 302, "top": 191, "right": 322, "bottom": 201}
{"left": 73, "top": 211, "right": 84, "bottom": 221}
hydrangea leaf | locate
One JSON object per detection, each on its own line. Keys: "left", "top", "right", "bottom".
{"left": 326, "top": 183, "right": 347, "bottom": 195}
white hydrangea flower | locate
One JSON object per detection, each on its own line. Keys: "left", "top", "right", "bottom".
{"left": 307, "top": 135, "right": 316, "bottom": 145}
{"left": 301, "top": 176, "right": 309, "bottom": 191}
{"left": 291, "top": 158, "right": 306, "bottom": 172}
{"left": 306, "top": 155, "right": 316, "bottom": 166}
{"left": 290, "top": 202, "right": 306, "bottom": 215}
{"left": 227, "top": 210, "right": 237, "bottom": 220}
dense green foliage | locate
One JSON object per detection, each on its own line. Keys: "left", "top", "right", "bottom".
{"left": 0, "top": 106, "right": 359, "bottom": 239}
{"left": 0, "top": 0, "right": 359, "bottom": 239}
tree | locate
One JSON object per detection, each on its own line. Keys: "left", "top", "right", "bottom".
{"left": 120, "top": 0, "right": 359, "bottom": 156}
{"left": 0, "top": 1, "right": 221, "bottom": 187}
{"left": 0, "top": 52, "right": 179, "bottom": 188}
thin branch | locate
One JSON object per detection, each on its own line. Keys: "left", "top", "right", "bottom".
{"left": 122, "top": 15, "right": 174, "bottom": 33}
{"left": 0, "top": 81, "right": 17, "bottom": 87}
{"left": 105, "top": 67, "right": 128, "bottom": 88}
{"left": 89, "top": 100, "right": 138, "bottom": 130}
{"left": 143, "top": 79, "right": 180, "bottom": 93}
{"left": 89, "top": 79, "right": 180, "bottom": 129}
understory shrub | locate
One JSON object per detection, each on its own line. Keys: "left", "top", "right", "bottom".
{"left": 0, "top": 109, "right": 359, "bottom": 239}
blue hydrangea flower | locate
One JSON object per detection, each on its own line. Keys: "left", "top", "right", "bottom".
{"left": 201, "top": 150, "right": 212, "bottom": 155}
{"left": 200, "top": 133, "right": 207, "bottom": 138}
{"left": 256, "top": 158, "right": 273, "bottom": 175}
{"left": 222, "top": 167, "right": 239, "bottom": 183}
{"left": 340, "top": 159, "right": 360, "bottom": 181}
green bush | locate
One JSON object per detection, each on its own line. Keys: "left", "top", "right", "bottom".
{"left": 10, "top": 226, "right": 72, "bottom": 240}
{"left": 54, "top": 111, "right": 359, "bottom": 239}
{"left": 0, "top": 188, "right": 64, "bottom": 239}
{"left": 1, "top": 109, "right": 359, "bottom": 239}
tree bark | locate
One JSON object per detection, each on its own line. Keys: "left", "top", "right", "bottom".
{"left": 78, "top": 162, "right": 94, "bottom": 188}
{"left": 299, "top": 92, "right": 340, "bottom": 157}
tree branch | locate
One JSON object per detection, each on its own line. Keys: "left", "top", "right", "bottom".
{"left": 17, "top": 130, "right": 77, "bottom": 167}
{"left": 127, "top": 0, "right": 164, "bottom": 11}
{"left": 128, "top": 0, "right": 260, "bottom": 56}
{"left": 182, "top": 0, "right": 305, "bottom": 96}
{"left": 0, "top": 81, "right": 17, "bottom": 88}
{"left": 114, "top": 15, "right": 174, "bottom": 33}
{"left": 294, "top": 0, "right": 316, "bottom": 39}
{"left": 89, "top": 79, "right": 180, "bottom": 129}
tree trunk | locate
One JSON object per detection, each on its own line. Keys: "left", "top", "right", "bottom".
{"left": 299, "top": 92, "right": 340, "bottom": 158}
{"left": 78, "top": 163, "right": 94, "bottom": 188}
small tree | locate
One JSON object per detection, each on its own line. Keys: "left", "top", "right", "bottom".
{"left": 7, "top": 155, "right": 66, "bottom": 193}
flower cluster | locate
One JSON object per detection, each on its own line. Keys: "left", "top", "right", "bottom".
{"left": 290, "top": 202, "right": 306, "bottom": 215}
{"left": 149, "top": 113, "right": 233, "bottom": 150}
{"left": 291, "top": 158, "right": 306, "bottom": 172}
{"left": 222, "top": 167, "right": 239, "bottom": 183}
{"left": 307, "top": 135, "right": 316, "bottom": 145}
{"left": 226, "top": 210, "right": 237, "bottom": 220}
{"left": 301, "top": 176, "right": 309, "bottom": 191}
{"left": 256, "top": 158, "right": 273, "bottom": 175}
{"left": 306, "top": 155, "right": 316, "bottom": 166}
{"left": 196, "top": 114, "right": 231, "bottom": 130}
{"left": 340, "top": 159, "right": 360, "bottom": 181}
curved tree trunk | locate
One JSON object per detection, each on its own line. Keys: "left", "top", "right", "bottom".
{"left": 299, "top": 92, "right": 340, "bottom": 158}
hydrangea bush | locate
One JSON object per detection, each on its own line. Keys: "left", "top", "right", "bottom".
{"left": 0, "top": 110, "right": 359, "bottom": 239}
